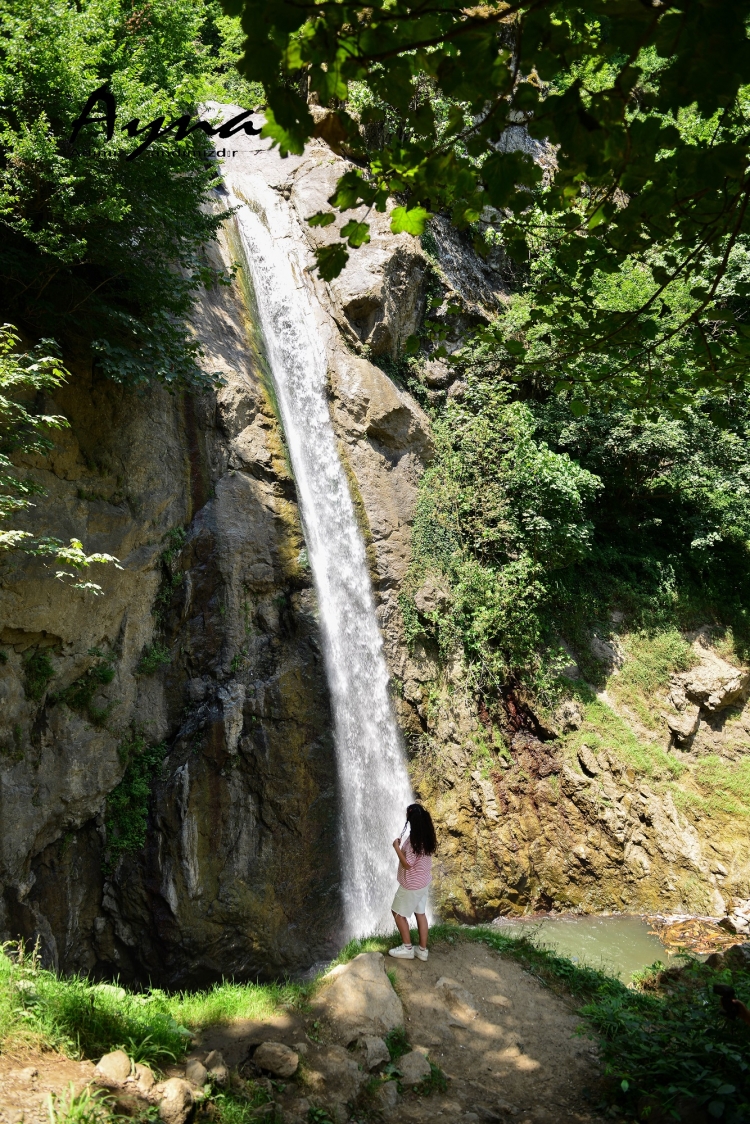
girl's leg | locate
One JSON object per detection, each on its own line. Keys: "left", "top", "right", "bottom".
{"left": 415, "top": 912, "right": 428, "bottom": 949}
{"left": 392, "top": 910, "right": 412, "bottom": 945}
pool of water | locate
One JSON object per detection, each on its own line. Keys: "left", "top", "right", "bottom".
{"left": 492, "top": 914, "right": 675, "bottom": 981}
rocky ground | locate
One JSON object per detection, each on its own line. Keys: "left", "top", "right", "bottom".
{"left": 0, "top": 942, "right": 606, "bottom": 1124}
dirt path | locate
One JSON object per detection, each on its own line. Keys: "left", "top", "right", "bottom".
{"left": 0, "top": 1053, "right": 96, "bottom": 1124}
{"left": 385, "top": 940, "right": 605, "bottom": 1123}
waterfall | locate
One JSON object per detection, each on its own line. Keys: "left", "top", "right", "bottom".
{"left": 227, "top": 181, "right": 414, "bottom": 938}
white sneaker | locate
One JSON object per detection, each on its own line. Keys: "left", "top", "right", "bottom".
{"left": 388, "top": 944, "right": 415, "bottom": 959}
{"left": 415, "top": 946, "right": 429, "bottom": 961}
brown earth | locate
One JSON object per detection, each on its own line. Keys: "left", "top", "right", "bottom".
{"left": 0, "top": 1052, "right": 95, "bottom": 1124}
{"left": 384, "top": 940, "right": 605, "bottom": 1124}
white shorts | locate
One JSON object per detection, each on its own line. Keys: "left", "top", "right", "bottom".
{"left": 391, "top": 883, "right": 430, "bottom": 918}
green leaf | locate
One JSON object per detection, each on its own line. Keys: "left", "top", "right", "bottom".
{"left": 391, "top": 206, "right": 430, "bottom": 236}
{"left": 307, "top": 211, "right": 336, "bottom": 228}
{"left": 620, "top": 1079, "right": 629, "bottom": 1093}
{"left": 570, "top": 400, "right": 589, "bottom": 417}
{"left": 340, "top": 220, "right": 371, "bottom": 248}
{"left": 315, "top": 243, "right": 349, "bottom": 281}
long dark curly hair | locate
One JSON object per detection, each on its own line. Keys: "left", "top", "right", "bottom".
{"left": 406, "top": 803, "right": 437, "bottom": 856}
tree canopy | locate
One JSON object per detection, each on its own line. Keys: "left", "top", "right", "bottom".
{"left": 0, "top": 0, "right": 242, "bottom": 389}
{"left": 221, "top": 0, "right": 750, "bottom": 409}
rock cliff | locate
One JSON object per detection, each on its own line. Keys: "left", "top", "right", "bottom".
{"left": 0, "top": 117, "right": 433, "bottom": 984}
{"left": 1, "top": 111, "right": 748, "bottom": 983}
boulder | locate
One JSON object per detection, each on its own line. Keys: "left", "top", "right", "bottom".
{"left": 666, "top": 704, "right": 701, "bottom": 743}
{"left": 576, "top": 745, "right": 601, "bottom": 777}
{"left": 94, "top": 1050, "right": 131, "bottom": 1086}
{"left": 724, "top": 943, "right": 750, "bottom": 970}
{"left": 184, "top": 1058, "right": 208, "bottom": 1087}
{"left": 590, "top": 633, "right": 623, "bottom": 669}
{"left": 313, "top": 952, "right": 404, "bottom": 1043}
{"left": 303, "top": 1043, "right": 364, "bottom": 1105}
{"left": 134, "top": 1063, "right": 155, "bottom": 1093}
{"left": 204, "top": 1049, "right": 229, "bottom": 1085}
{"left": 375, "top": 1080, "right": 399, "bottom": 1110}
{"left": 158, "top": 1078, "right": 194, "bottom": 1124}
{"left": 398, "top": 1050, "right": 432, "bottom": 1086}
{"left": 359, "top": 1035, "right": 390, "bottom": 1070}
{"left": 254, "top": 1041, "right": 299, "bottom": 1078}
{"left": 672, "top": 649, "right": 750, "bottom": 712}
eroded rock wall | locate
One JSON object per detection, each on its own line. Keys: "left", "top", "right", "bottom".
{"left": 0, "top": 121, "right": 437, "bottom": 983}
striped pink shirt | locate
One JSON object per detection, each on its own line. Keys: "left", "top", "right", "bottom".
{"left": 397, "top": 838, "right": 432, "bottom": 890}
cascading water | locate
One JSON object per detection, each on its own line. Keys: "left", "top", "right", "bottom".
{"left": 227, "top": 181, "right": 414, "bottom": 937}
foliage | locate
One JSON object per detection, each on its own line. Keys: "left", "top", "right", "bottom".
{"left": 210, "top": 1088, "right": 274, "bottom": 1124}
{"left": 105, "top": 738, "right": 167, "bottom": 864}
{"left": 0, "top": 940, "right": 191, "bottom": 1062}
{"left": 413, "top": 1060, "right": 448, "bottom": 1097}
{"left": 222, "top": 0, "right": 750, "bottom": 405}
{"left": 136, "top": 643, "right": 171, "bottom": 677}
{"left": 307, "top": 1110, "right": 334, "bottom": 1124}
{"left": 0, "top": 325, "right": 119, "bottom": 584}
{"left": 401, "top": 373, "right": 600, "bottom": 690}
{"left": 23, "top": 648, "right": 55, "bottom": 701}
{"left": 46, "top": 1084, "right": 117, "bottom": 1124}
{"left": 384, "top": 1025, "right": 410, "bottom": 1062}
{"left": 0, "top": 0, "right": 232, "bottom": 389}
{"left": 402, "top": 364, "right": 750, "bottom": 697}
{"left": 55, "top": 650, "right": 117, "bottom": 726}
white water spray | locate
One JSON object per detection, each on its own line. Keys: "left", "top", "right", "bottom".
{"left": 228, "top": 183, "right": 414, "bottom": 937}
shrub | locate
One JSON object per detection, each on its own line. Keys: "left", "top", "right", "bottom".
{"left": 23, "top": 649, "right": 55, "bottom": 700}
{"left": 105, "top": 738, "right": 167, "bottom": 864}
{"left": 136, "top": 644, "right": 171, "bottom": 677}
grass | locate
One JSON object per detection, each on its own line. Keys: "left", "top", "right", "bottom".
{"left": 563, "top": 694, "right": 684, "bottom": 780}
{"left": 606, "top": 629, "right": 697, "bottom": 731}
{"left": 4, "top": 924, "right": 749, "bottom": 1122}
{"left": 0, "top": 939, "right": 311, "bottom": 1064}
{"left": 691, "top": 755, "right": 750, "bottom": 817}
{"left": 47, "top": 1085, "right": 119, "bottom": 1124}
{"left": 136, "top": 643, "right": 171, "bottom": 677}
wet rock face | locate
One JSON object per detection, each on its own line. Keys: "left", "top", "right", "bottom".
{"left": 0, "top": 227, "right": 342, "bottom": 984}
{"left": 0, "top": 121, "right": 442, "bottom": 982}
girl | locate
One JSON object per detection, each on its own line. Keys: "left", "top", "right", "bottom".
{"left": 389, "top": 803, "right": 437, "bottom": 961}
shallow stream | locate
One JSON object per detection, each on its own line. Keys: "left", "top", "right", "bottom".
{"left": 492, "top": 914, "right": 678, "bottom": 981}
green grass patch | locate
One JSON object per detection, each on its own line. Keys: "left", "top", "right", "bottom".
{"left": 692, "top": 755, "right": 750, "bottom": 817}
{"left": 209, "top": 1085, "right": 275, "bottom": 1124}
{"left": 167, "top": 977, "right": 311, "bottom": 1029}
{"left": 0, "top": 941, "right": 311, "bottom": 1065}
{"left": 607, "top": 629, "right": 697, "bottom": 730}
{"left": 563, "top": 695, "right": 684, "bottom": 780}
{"left": 47, "top": 1084, "right": 118, "bottom": 1124}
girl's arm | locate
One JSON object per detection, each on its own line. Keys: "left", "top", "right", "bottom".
{"left": 392, "top": 838, "right": 412, "bottom": 869}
